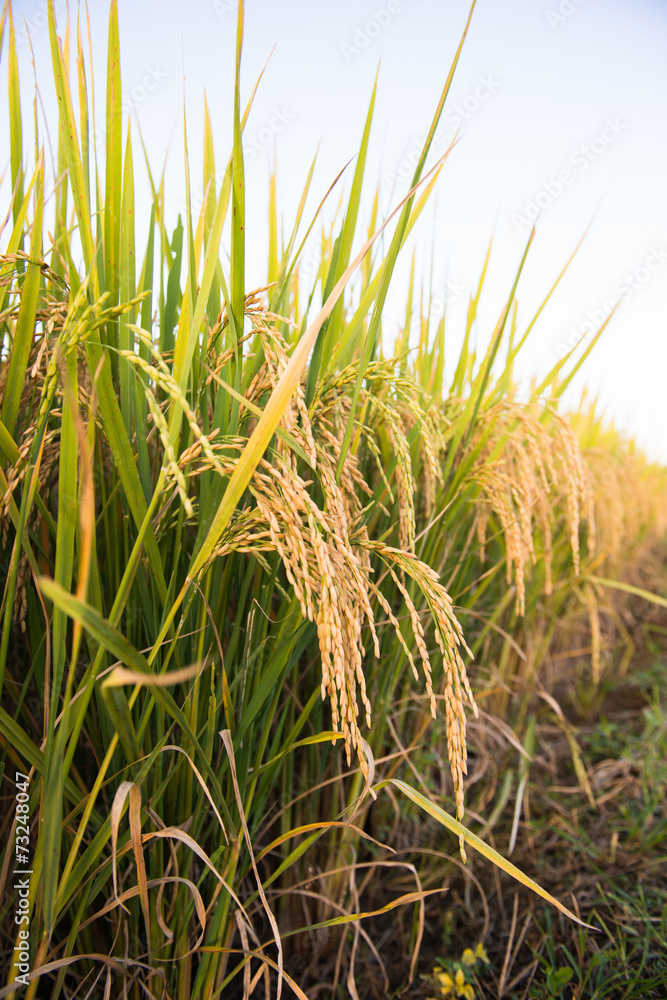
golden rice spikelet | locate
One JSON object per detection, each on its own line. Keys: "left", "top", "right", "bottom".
{"left": 468, "top": 400, "right": 595, "bottom": 615}
{"left": 363, "top": 541, "right": 477, "bottom": 821}
{"left": 190, "top": 312, "right": 475, "bottom": 804}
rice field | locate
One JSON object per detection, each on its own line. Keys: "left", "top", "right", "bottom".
{"left": 1, "top": 2, "right": 666, "bottom": 998}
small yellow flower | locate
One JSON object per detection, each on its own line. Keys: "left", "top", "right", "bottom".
{"left": 475, "top": 942, "right": 489, "bottom": 964}
{"left": 462, "top": 948, "right": 476, "bottom": 967}
{"left": 437, "top": 971, "right": 454, "bottom": 995}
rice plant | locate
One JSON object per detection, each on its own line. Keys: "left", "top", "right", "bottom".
{"left": 1, "top": 1, "right": 665, "bottom": 997}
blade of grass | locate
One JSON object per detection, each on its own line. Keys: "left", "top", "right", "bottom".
{"left": 335, "top": 0, "right": 478, "bottom": 481}
{"left": 7, "top": 3, "right": 24, "bottom": 233}
{"left": 382, "top": 778, "right": 596, "bottom": 929}
{"left": 1, "top": 153, "right": 44, "bottom": 436}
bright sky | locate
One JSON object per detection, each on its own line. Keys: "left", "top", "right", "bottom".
{"left": 6, "top": 0, "right": 667, "bottom": 460}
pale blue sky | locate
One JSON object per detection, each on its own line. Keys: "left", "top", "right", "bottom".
{"left": 6, "top": 0, "right": 667, "bottom": 459}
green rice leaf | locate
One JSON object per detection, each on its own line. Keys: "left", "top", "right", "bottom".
{"left": 1, "top": 154, "right": 44, "bottom": 437}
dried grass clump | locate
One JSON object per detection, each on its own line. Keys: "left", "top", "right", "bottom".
{"left": 469, "top": 400, "right": 594, "bottom": 616}
{"left": 161, "top": 311, "right": 477, "bottom": 814}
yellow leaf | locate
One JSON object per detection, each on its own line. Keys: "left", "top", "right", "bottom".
{"left": 475, "top": 943, "right": 489, "bottom": 963}
{"left": 381, "top": 779, "right": 597, "bottom": 930}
